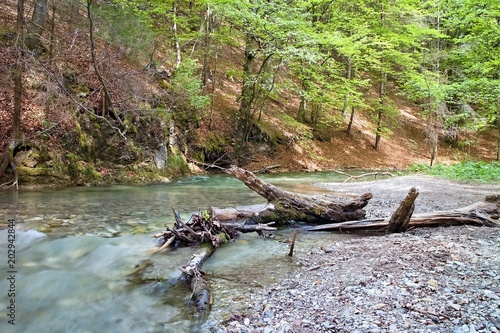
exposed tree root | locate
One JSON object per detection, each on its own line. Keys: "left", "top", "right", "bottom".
{"left": 150, "top": 209, "right": 277, "bottom": 312}
{"left": 0, "top": 142, "right": 19, "bottom": 190}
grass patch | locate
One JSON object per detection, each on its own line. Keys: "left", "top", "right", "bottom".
{"left": 408, "top": 161, "right": 500, "bottom": 183}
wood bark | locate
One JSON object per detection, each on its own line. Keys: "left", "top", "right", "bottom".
{"left": 226, "top": 166, "right": 372, "bottom": 224}
{"left": 1, "top": 0, "right": 24, "bottom": 189}
{"left": 306, "top": 194, "right": 499, "bottom": 232}
{"left": 387, "top": 187, "right": 419, "bottom": 233}
{"left": 179, "top": 244, "right": 215, "bottom": 313}
{"left": 86, "top": 0, "right": 125, "bottom": 131}
{"left": 152, "top": 210, "right": 277, "bottom": 312}
{"left": 27, "top": 0, "right": 49, "bottom": 51}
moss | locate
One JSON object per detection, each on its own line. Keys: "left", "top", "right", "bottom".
{"left": 280, "top": 114, "right": 313, "bottom": 141}
{"left": 216, "top": 233, "right": 229, "bottom": 244}
{"left": 69, "top": 84, "right": 91, "bottom": 96}
{"left": 167, "top": 149, "right": 190, "bottom": 177}
{"left": 197, "top": 133, "right": 228, "bottom": 161}
{"left": 123, "top": 117, "right": 138, "bottom": 134}
{"left": 17, "top": 166, "right": 70, "bottom": 185}
{"left": 63, "top": 152, "right": 102, "bottom": 184}
{"left": 251, "top": 119, "right": 285, "bottom": 148}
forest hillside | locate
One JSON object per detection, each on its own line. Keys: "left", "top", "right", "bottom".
{"left": 0, "top": 0, "right": 498, "bottom": 188}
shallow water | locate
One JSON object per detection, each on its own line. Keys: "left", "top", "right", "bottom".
{"left": 0, "top": 171, "right": 378, "bottom": 333}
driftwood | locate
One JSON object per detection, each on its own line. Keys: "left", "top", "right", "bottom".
{"left": 306, "top": 194, "right": 500, "bottom": 232}
{"left": 179, "top": 244, "right": 215, "bottom": 312}
{"left": 387, "top": 187, "right": 419, "bottom": 233}
{"left": 224, "top": 166, "right": 498, "bottom": 232}
{"left": 333, "top": 169, "right": 395, "bottom": 183}
{"left": 226, "top": 166, "right": 373, "bottom": 224}
{"left": 151, "top": 209, "right": 277, "bottom": 312}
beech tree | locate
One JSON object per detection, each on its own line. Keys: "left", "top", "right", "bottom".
{"left": 443, "top": 0, "right": 500, "bottom": 160}
{"left": 214, "top": 0, "right": 311, "bottom": 156}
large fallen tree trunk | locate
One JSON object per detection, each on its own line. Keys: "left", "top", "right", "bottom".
{"left": 306, "top": 194, "right": 500, "bottom": 232}
{"left": 225, "top": 166, "right": 373, "bottom": 224}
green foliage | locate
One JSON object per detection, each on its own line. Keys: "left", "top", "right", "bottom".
{"left": 281, "top": 114, "right": 313, "bottom": 141}
{"left": 92, "top": 1, "right": 156, "bottom": 64}
{"left": 170, "top": 58, "right": 209, "bottom": 122}
{"left": 408, "top": 161, "right": 500, "bottom": 183}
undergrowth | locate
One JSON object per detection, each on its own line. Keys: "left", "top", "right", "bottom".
{"left": 408, "top": 161, "right": 500, "bottom": 183}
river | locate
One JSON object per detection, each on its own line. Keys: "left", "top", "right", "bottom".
{"left": 0, "top": 171, "right": 380, "bottom": 333}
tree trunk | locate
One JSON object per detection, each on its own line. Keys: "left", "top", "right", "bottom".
{"left": 496, "top": 107, "right": 500, "bottom": 161}
{"left": 298, "top": 77, "right": 309, "bottom": 122}
{"left": 342, "top": 58, "right": 352, "bottom": 116}
{"left": 179, "top": 244, "right": 215, "bottom": 312}
{"left": 226, "top": 166, "right": 372, "bottom": 224}
{"left": 374, "top": 71, "right": 386, "bottom": 151}
{"left": 306, "top": 194, "right": 499, "bottom": 232}
{"left": 48, "top": 1, "right": 56, "bottom": 61}
{"left": 237, "top": 33, "right": 257, "bottom": 151}
{"left": 386, "top": 187, "right": 419, "bottom": 233}
{"left": 13, "top": 0, "right": 24, "bottom": 143}
{"left": 1, "top": 0, "right": 24, "bottom": 189}
{"left": 27, "top": 0, "right": 49, "bottom": 51}
{"left": 86, "top": 0, "right": 125, "bottom": 129}
{"left": 346, "top": 106, "right": 355, "bottom": 135}
{"left": 172, "top": 1, "right": 182, "bottom": 70}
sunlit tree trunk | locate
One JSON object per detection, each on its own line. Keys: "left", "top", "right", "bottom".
{"left": 374, "top": 4, "right": 386, "bottom": 151}
{"left": 342, "top": 57, "right": 352, "bottom": 116}
{"left": 428, "top": 4, "right": 442, "bottom": 166}
{"left": 344, "top": 58, "right": 356, "bottom": 135}
{"left": 298, "top": 77, "right": 309, "bottom": 122}
{"left": 201, "top": 4, "right": 212, "bottom": 89}
{"left": 172, "top": 1, "right": 182, "bottom": 70}
{"left": 236, "top": 32, "right": 257, "bottom": 152}
{"left": 374, "top": 70, "right": 386, "bottom": 151}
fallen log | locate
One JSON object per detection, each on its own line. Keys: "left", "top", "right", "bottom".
{"left": 305, "top": 194, "right": 500, "bottom": 232}
{"left": 179, "top": 244, "right": 215, "bottom": 313}
{"left": 151, "top": 210, "right": 277, "bottom": 313}
{"left": 226, "top": 166, "right": 373, "bottom": 224}
{"left": 208, "top": 204, "right": 274, "bottom": 222}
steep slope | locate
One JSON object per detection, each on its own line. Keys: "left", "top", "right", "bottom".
{"left": 0, "top": 0, "right": 496, "bottom": 188}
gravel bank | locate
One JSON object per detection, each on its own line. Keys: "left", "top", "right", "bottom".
{"left": 211, "top": 176, "right": 500, "bottom": 333}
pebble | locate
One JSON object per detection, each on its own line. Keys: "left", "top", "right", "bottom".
{"left": 211, "top": 226, "right": 500, "bottom": 333}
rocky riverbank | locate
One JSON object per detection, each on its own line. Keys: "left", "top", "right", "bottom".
{"left": 211, "top": 176, "right": 500, "bottom": 333}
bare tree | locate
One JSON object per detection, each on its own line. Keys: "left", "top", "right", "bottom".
{"left": 27, "top": 0, "right": 49, "bottom": 51}
{"left": 85, "top": 0, "right": 126, "bottom": 130}
{"left": 0, "top": 0, "right": 25, "bottom": 189}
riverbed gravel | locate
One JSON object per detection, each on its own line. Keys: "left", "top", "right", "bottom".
{"left": 211, "top": 175, "right": 500, "bottom": 333}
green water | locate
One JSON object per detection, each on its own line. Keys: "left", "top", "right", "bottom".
{"left": 0, "top": 171, "right": 374, "bottom": 333}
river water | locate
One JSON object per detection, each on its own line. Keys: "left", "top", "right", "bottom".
{"left": 0, "top": 171, "right": 377, "bottom": 333}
